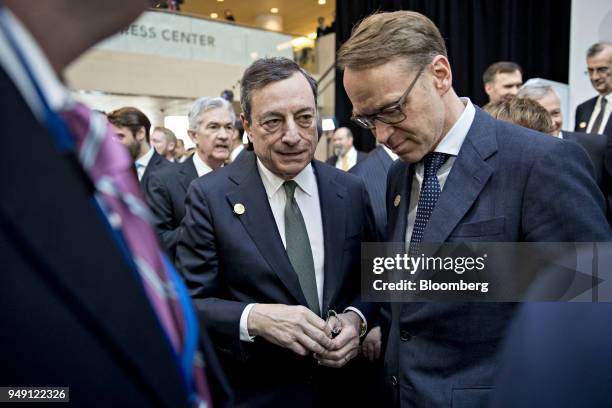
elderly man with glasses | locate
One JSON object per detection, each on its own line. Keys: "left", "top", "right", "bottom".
{"left": 575, "top": 42, "right": 612, "bottom": 137}
{"left": 339, "top": 10, "right": 611, "bottom": 408}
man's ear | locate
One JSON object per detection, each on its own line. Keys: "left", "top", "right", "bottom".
{"left": 187, "top": 130, "right": 197, "bottom": 146}
{"left": 240, "top": 113, "right": 250, "bottom": 133}
{"left": 484, "top": 82, "right": 494, "bottom": 97}
{"left": 136, "top": 127, "right": 146, "bottom": 143}
{"left": 430, "top": 55, "right": 452, "bottom": 95}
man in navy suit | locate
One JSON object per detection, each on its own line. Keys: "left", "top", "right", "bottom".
{"left": 107, "top": 106, "right": 172, "bottom": 190}
{"left": 575, "top": 42, "right": 612, "bottom": 137}
{"left": 146, "top": 96, "right": 234, "bottom": 260}
{"left": 350, "top": 145, "right": 397, "bottom": 240}
{"left": 0, "top": 0, "right": 230, "bottom": 406}
{"left": 519, "top": 80, "right": 611, "bottom": 218}
{"left": 339, "top": 11, "right": 611, "bottom": 407}
{"left": 176, "top": 57, "right": 377, "bottom": 407}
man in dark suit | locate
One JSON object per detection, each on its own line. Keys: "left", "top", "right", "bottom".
{"left": 325, "top": 126, "right": 367, "bottom": 170}
{"left": 339, "top": 11, "right": 611, "bottom": 407}
{"left": 350, "top": 145, "right": 397, "bottom": 239}
{"left": 146, "top": 96, "right": 234, "bottom": 260}
{"left": 176, "top": 57, "right": 377, "bottom": 407}
{"left": 575, "top": 42, "right": 612, "bottom": 136}
{"left": 0, "top": 1, "right": 230, "bottom": 406}
{"left": 519, "top": 80, "right": 611, "bottom": 218}
{"left": 107, "top": 106, "right": 172, "bottom": 190}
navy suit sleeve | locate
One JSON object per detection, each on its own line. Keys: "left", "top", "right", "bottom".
{"left": 176, "top": 181, "right": 248, "bottom": 356}
{"left": 522, "top": 139, "right": 611, "bottom": 241}
{"left": 145, "top": 171, "right": 179, "bottom": 255}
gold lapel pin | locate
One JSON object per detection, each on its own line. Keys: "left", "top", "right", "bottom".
{"left": 394, "top": 194, "right": 401, "bottom": 207}
{"left": 579, "top": 121, "right": 587, "bottom": 129}
{"left": 233, "top": 203, "right": 245, "bottom": 215}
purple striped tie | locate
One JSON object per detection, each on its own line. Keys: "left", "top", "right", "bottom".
{"left": 61, "top": 102, "right": 212, "bottom": 407}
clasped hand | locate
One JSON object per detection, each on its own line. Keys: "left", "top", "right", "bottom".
{"left": 248, "top": 304, "right": 361, "bottom": 368}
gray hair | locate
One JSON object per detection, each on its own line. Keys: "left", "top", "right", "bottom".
{"left": 517, "top": 80, "right": 558, "bottom": 101}
{"left": 188, "top": 96, "right": 235, "bottom": 130}
{"left": 240, "top": 57, "right": 318, "bottom": 122}
{"left": 587, "top": 42, "right": 612, "bottom": 59}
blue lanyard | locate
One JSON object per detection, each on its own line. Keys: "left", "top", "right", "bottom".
{"left": 0, "top": 5, "right": 200, "bottom": 401}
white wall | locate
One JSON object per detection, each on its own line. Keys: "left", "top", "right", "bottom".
{"left": 569, "top": 0, "right": 612, "bottom": 129}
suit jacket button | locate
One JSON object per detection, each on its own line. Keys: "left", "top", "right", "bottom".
{"left": 400, "top": 330, "right": 412, "bottom": 341}
{"left": 391, "top": 375, "right": 399, "bottom": 387}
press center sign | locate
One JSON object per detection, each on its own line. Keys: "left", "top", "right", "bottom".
{"left": 96, "top": 11, "right": 294, "bottom": 66}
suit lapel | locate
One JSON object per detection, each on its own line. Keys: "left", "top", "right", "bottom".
{"left": 424, "top": 109, "right": 497, "bottom": 242}
{"left": 387, "top": 162, "right": 413, "bottom": 243}
{"left": 225, "top": 155, "right": 308, "bottom": 306}
{"left": 179, "top": 156, "right": 198, "bottom": 193}
{"left": 313, "top": 161, "right": 347, "bottom": 313}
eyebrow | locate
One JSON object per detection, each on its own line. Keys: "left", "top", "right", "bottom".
{"left": 204, "top": 121, "right": 233, "bottom": 127}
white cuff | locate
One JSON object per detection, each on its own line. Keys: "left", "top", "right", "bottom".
{"left": 239, "top": 303, "right": 257, "bottom": 342}
{"left": 344, "top": 306, "right": 367, "bottom": 336}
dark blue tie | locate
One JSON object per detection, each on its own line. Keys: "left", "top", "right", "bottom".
{"left": 409, "top": 152, "right": 449, "bottom": 255}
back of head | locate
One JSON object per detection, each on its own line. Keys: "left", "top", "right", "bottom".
{"left": 484, "top": 97, "right": 553, "bottom": 134}
{"left": 482, "top": 61, "right": 523, "bottom": 85}
{"left": 517, "top": 80, "right": 557, "bottom": 101}
{"left": 240, "top": 57, "right": 318, "bottom": 122}
{"left": 153, "top": 126, "right": 177, "bottom": 144}
{"left": 107, "top": 107, "right": 151, "bottom": 143}
{"left": 337, "top": 11, "right": 447, "bottom": 71}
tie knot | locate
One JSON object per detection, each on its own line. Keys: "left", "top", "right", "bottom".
{"left": 601, "top": 97, "right": 608, "bottom": 108}
{"left": 423, "top": 152, "right": 449, "bottom": 177}
{"left": 283, "top": 180, "right": 298, "bottom": 200}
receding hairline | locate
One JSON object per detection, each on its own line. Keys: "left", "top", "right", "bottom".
{"left": 247, "top": 72, "right": 317, "bottom": 119}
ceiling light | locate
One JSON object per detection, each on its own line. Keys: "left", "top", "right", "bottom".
{"left": 318, "top": 0, "right": 326, "bottom": 4}
{"left": 270, "top": 8, "right": 279, "bottom": 13}
{"left": 210, "top": 12, "right": 219, "bottom": 18}
{"left": 307, "top": 32, "right": 317, "bottom": 39}
{"left": 217, "top": 0, "right": 224, "bottom": 2}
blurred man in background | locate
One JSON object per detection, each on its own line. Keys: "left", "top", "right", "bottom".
{"left": 483, "top": 61, "right": 523, "bottom": 104}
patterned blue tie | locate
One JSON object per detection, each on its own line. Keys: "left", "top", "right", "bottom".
{"left": 409, "top": 152, "right": 449, "bottom": 255}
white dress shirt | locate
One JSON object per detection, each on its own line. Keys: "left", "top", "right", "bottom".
{"left": 229, "top": 144, "right": 245, "bottom": 163}
{"left": 404, "top": 98, "right": 476, "bottom": 247}
{"left": 192, "top": 151, "right": 214, "bottom": 177}
{"left": 335, "top": 146, "right": 358, "bottom": 170}
{"left": 240, "top": 160, "right": 325, "bottom": 341}
{"left": 587, "top": 93, "right": 612, "bottom": 134}
{"left": 382, "top": 145, "right": 399, "bottom": 161}
{"left": 134, "top": 147, "right": 154, "bottom": 181}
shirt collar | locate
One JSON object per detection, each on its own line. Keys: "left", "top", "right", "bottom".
{"left": 135, "top": 147, "right": 154, "bottom": 169}
{"left": 257, "top": 158, "right": 316, "bottom": 199}
{"left": 382, "top": 145, "right": 399, "bottom": 161}
{"left": 0, "top": 7, "right": 70, "bottom": 121}
{"left": 433, "top": 97, "right": 475, "bottom": 157}
{"left": 192, "top": 151, "right": 214, "bottom": 177}
{"left": 343, "top": 146, "right": 357, "bottom": 159}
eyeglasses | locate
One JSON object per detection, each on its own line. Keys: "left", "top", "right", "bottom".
{"left": 351, "top": 65, "right": 426, "bottom": 130}
{"left": 584, "top": 66, "right": 611, "bottom": 76}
